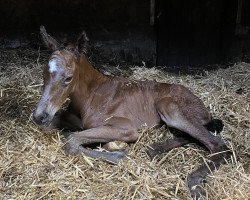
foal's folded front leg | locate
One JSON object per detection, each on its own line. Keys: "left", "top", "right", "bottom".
{"left": 67, "top": 144, "right": 126, "bottom": 164}
{"left": 64, "top": 125, "right": 138, "bottom": 164}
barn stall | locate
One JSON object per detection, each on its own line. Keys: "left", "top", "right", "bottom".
{"left": 0, "top": 0, "right": 250, "bottom": 199}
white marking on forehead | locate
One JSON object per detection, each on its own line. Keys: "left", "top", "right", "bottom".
{"left": 48, "top": 59, "right": 60, "bottom": 73}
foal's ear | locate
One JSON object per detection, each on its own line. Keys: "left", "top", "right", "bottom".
{"left": 76, "top": 31, "right": 89, "bottom": 54}
{"left": 40, "top": 25, "right": 60, "bottom": 51}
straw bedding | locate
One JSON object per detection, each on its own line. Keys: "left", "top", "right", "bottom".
{"left": 0, "top": 48, "right": 249, "bottom": 200}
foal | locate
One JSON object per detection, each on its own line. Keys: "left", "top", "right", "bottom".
{"left": 33, "top": 26, "right": 231, "bottom": 199}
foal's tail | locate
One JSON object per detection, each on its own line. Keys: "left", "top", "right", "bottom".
{"left": 205, "top": 118, "right": 224, "bottom": 134}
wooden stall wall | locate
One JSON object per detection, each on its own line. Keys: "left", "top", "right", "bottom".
{"left": 0, "top": 0, "right": 156, "bottom": 67}
{"left": 0, "top": 0, "right": 249, "bottom": 70}
{"left": 156, "top": 0, "right": 249, "bottom": 71}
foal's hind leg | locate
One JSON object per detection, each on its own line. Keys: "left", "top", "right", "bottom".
{"left": 156, "top": 97, "right": 228, "bottom": 153}
{"left": 147, "top": 119, "right": 224, "bottom": 159}
{"left": 147, "top": 137, "right": 190, "bottom": 159}
{"left": 155, "top": 97, "right": 230, "bottom": 199}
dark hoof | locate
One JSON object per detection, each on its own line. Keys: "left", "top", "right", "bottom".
{"left": 146, "top": 148, "right": 158, "bottom": 160}
{"left": 104, "top": 151, "right": 127, "bottom": 164}
{"left": 146, "top": 143, "right": 164, "bottom": 160}
{"left": 64, "top": 143, "right": 79, "bottom": 155}
{"left": 189, "top": 185, "right": 207, "bottom": 200}
{"left": 187, "top": 172, "right": 207, "bottom": 200}
{"left": 64, "top": 137, "right": 80, "bottom": 155}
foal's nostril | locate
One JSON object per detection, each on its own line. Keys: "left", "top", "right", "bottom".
{"left": 33, "top": 111, "right": 49, "bottom": 125}
{"left": 41, "top": 112, "right": 49, "bottom": 123}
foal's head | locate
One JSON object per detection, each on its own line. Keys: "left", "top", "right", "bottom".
{"left": 33, "top": 26, "right": 88, "bottom": 126}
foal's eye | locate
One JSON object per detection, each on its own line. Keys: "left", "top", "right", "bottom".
{"left": 64, "top": 76, "right": 73, "bottom": 85}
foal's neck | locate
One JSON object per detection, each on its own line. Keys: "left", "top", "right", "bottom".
{"left": 69, "top": 55, "right": 108, "bottom": 109}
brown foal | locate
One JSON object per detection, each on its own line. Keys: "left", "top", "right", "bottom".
{"left": 33, "top": 26, "right": 231, "bottom": 199}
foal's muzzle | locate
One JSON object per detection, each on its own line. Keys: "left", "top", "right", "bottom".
{"left": 33, "top": 111, "right": 50, "bottom": 125}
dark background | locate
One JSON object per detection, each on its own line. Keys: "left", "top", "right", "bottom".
{"left": 0, "top": 0, "right": 249, "bottom": 72}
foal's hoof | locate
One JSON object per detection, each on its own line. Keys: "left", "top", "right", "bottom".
{"left": 189, "top": 186, "right": 207, "bottom": 200}
{"left": 146, "top": 143, "right": 164, "bottom": 160}
{"left": 64, "top": 141, "right": 80, "bottom": 155}
{"left": 104, "top": 151, "right": 127, "bottom": 164}
{"left": 146, "top": 148, "right": 158, "bottom": 160}
{"left": 187, "top": 173, "right": 207, "bottom": 200}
